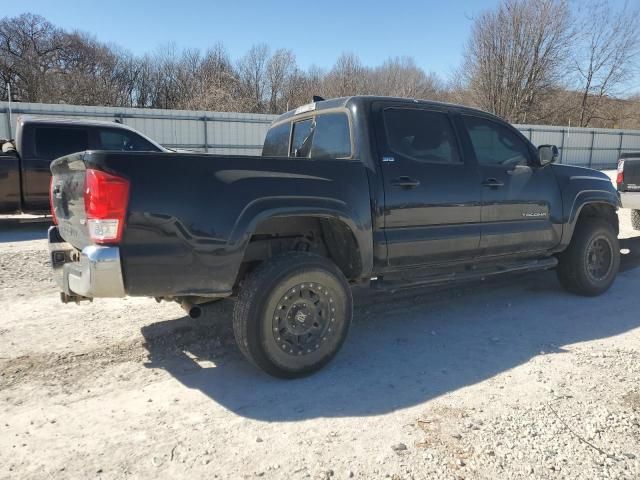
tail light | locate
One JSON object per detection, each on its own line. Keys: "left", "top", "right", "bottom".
{"left": 49, "top": 177, "right": 58, "bottom": 225}
{"left": 617, "top": 160, "right": 625, "bottom": 185}
{"left": 84, "top": 169, "right": 130, "bottom": 244}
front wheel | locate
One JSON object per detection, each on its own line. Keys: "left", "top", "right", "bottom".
{"left": 232, "top": 252, "right": 352, "bottom": 378}
{"left": 557, "top": 218, "right": 620, "bottom": 296}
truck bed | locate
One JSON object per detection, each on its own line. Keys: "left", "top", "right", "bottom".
{"left": 50, "top": 150, "right": 372, "bottom": 298}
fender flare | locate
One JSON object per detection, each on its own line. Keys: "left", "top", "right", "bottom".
{"left": 561, "top": 190, "right": 620, "bottom": 246}
{"left": 228, "top": 195, "right": 373, "bottom": 279}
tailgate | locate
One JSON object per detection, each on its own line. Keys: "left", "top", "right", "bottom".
{"left": 50, "top": 153, "right": 92, "bottom": 249}
{"left": 620, "top": 155, "right": 640, "bottom": 191}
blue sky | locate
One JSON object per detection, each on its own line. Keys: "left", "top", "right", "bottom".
{"left": 3, "top": 0, "right": 637, "bottom": 87}
{"left": 3, "top": 0, "right": 503, "bottom": 78}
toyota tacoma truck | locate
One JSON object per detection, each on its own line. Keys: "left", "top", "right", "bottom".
{"left": 616, "top": 152, "right": 640, "bottom": 230}
{"left": 48, "top": 96, "right": 621, "bottom": 378}
{"left": 0, "top": 116, "right": 165, "bottom": 215}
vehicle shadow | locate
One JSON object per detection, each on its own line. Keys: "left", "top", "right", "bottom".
{"left": 141, "top": 239, "right": 640, "bottom": 421}
{"left": 0, "top": 219, "right": 49, "bottom": 243}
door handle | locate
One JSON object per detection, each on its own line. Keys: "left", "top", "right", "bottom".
{"left": 391, "top": 176, "right": 420, "bottom": 188}
{"left": 481, "top": 178, "right": 505, "bottom": 188}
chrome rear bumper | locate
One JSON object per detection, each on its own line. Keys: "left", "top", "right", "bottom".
{"left": 48, "top": 226, "right": 126, "bottom": 300}
{"left": 619, "top": 192, "right": 640, "bottom": 210}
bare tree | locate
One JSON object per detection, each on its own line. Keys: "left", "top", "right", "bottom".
{"left": 237, "top": 44, "right": 270, "bottom": 112}
{"left": 186, "top": 44, "right": 242, "bottom": 111}
{"left": 266, "top": 48, "right": 296, "bottom": 113}
{"left": 370, "top": 56, "right": 444, "bottom": 99}
{"left": 463, "top": 0, "right": 573, "bottom": 123}
{"left": 323, "top": 53, "right": 369, "bottom": 98}
{"left": 0, "top": 13, "right": 69, "bottom": 102}
{"left": 573, "top": 0, "right": 640, "bottom": 127}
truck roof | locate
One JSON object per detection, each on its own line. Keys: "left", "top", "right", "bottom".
{"left": 273, "top": 95, "right": 494, "bottom": 123}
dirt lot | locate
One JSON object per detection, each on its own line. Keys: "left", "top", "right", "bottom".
{"left": 1, "top": 206, "right": 640, "bottom": 480}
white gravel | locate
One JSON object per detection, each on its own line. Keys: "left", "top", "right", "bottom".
{"left": 1, "top": 196, "right": 639, "bottom": 479}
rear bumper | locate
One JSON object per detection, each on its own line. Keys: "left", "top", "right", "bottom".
{"left": 619, "top": 191, "right": 640, "bottom": 210}
{"left": 48, "top": 226, "right": 126, "bottom": 299}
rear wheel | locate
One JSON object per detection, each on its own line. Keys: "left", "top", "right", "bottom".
{"left": 631, "top": 209, "right": 640, "bottom": 230}
{"left": 557, "top": 218, "right": 619, "bottom": 296}
{"left": 232, "top": 252, "right": 352, "bottom": 378}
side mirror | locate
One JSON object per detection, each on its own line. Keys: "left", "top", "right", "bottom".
{"left": 538, "top": 145, "right": 559, "bottom": 166}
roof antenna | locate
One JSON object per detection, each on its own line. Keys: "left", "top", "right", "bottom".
{"left": 312, "top": 95, "right": 325, "bottom": 102}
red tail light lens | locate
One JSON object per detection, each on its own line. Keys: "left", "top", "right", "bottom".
{"left": 617, "top": 160, "right": 624, "bottom": 185}
{"left": 84, "top": 169, "right": 130, "bottom": 244}
{"left": 49, "top": 176, "right": 58, "bottom": 225}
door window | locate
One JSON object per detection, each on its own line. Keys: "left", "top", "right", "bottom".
{"left": 98, "top": 129, "right": 158, "bottom": 151}
{"left": 33, "top": 127, "right": 89, "bottom": 159}
{"left": 463, "top": 116, "right": 531, "bottom": 167}
{"left": 383, "top": 108, "right": 460, "bottom": 163}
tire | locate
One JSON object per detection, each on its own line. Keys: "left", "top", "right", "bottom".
{"left": 557, "top": 218, "right": 620, "bottom": 296}
{"left": 632, "top": 210, "right": 640, "bottom": 231}
{"left": 232, "top": 252, "right": 352, "bottom": 378}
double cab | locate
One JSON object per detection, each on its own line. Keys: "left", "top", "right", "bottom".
{"left": 48, "top": 96, "right": 621, "bottom": 378}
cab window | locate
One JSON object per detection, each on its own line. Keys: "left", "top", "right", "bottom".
{"left": 291, "top": 118, "right": 314, "bottom": 158}
{"left": 33, "top": 127, "right": 89, "bottom": 159}
{"left": 383, "top": 108, "right": 460, "bottom": 163}
{"left": 97, "top": 129, "right": 158, "bottom": 152}
{"left": 463, "top": 116, "right": 531, "bottom": 167}
{"left": 262, "top": 122, "right": 290, "bottom": 157}
{"left": 310, "top": 113, "right": 351, "bottom": 159}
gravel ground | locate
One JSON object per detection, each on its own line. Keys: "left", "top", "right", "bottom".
{"left": 1, "top": 200, "right": 639, "bottom": 479}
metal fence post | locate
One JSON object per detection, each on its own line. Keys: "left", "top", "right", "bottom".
{"left": 4, "top": 108, "right": 10, "bottom": 139}
{"left": 559, "top": 129, "right": 566, "bottom": 164}
{"left": 203, "top": 116, "right": 208, "bottom": 152}
{"left": 588, "top": 130, "right": 595, "bottom": 168}
{"left": 617, "top": 132, "right": 624, "bottom": 161}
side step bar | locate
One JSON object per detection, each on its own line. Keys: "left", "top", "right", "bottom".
{"left": 371, "top": 257, "right": 558, "bottom": 291}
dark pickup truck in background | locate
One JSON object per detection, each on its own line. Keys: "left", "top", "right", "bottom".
{"left": 617, "top": 152, "right": 640, "bottom": 230}
{"left": 0, "top": 116, "right": 165, "bottom": 215}
{"left": 48, "top": 96, "right": 621, "bottom": 378}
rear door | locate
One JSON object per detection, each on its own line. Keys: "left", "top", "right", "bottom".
{"left": 374, "top": 103, "right": 483, "bottom": 267}
{"left": 21, "top": 124, "right": 89, "bottom": 212}
{"left": 460, "top": 114, "right": 562, "bottom": 257}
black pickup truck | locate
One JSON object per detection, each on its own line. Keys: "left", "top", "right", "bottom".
{"left": 0, "top": 116, "right": 164, "bottom": 214}
{"left": 616, "top": 152, "right": 640, "bottom": 230}
{"left": 48, "top": 96, "right": 621, "bottom": 378}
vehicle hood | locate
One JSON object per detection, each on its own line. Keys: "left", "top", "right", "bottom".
{"left": 550, "top": 164, "right": 613, "bottom": 184}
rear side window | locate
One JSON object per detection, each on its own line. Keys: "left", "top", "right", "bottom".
{"left": 383, "top": 108, "right": 460, "bottom": 163}
{"left": 98, "top": 129, "right": 158, "bottom": 152}
{"left": 33, "top": 127, "right": 89, "bottom": 159}
{"left": 262, "top": 122, "right": 290, "bottom": 157}
{"left": 291, "top": 119, "right": 314, "bottom": 158}
{"left": 310, "top": 113, "right": 351, "bottom": 159}
{"left": 463, "top": 116, "right": 531, "bottom": 166}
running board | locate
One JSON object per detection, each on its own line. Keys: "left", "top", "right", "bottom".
{"left": 371, "top": 257, "right": 558, "bottom": 291}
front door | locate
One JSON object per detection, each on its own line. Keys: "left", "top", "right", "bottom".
{"left": 374, "top": 103, "right": 483, "bottom": 267}
{"left": 461, "top": 114, "right": 562, "bottom": 257}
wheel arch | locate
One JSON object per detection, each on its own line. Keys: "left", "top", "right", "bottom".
{"left": 562, "top": 195, "right": 619, "bottom": 248}
{"left": 231, "top": 202, "right": 373, "bottom": 285}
